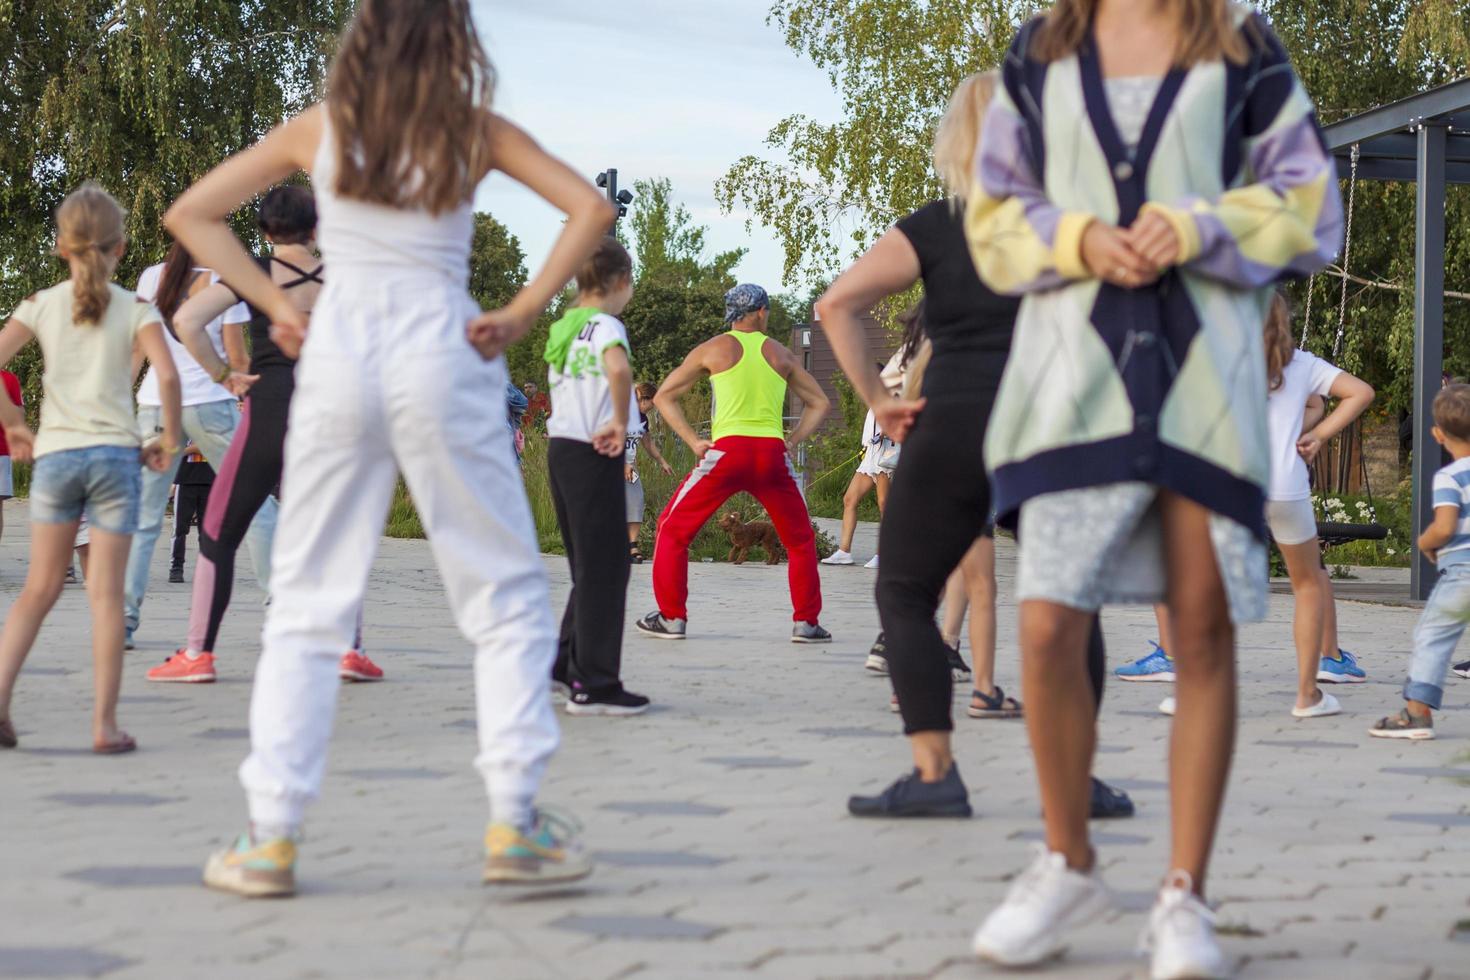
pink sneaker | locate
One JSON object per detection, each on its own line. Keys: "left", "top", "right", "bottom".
{"left": 146, "top": 650, "right": 217, "bottom": 683}
{"left": 340, "top": 651, "right": 384, "bottom": 682}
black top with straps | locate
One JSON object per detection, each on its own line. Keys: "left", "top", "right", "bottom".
{"left": 225, "top": 255, "right": 323, "bottom": 374}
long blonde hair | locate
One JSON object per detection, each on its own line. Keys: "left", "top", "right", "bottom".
{"left": 933, "top": 71, "right": 997, "bottom": 203}
{"left": 54, "top": 182, "right": 125, "bottom": 326}
{"left": 326, "top": 0, "right": 497, "bottom": 215}
{"left": 1263, "top": 292, "right": 1293, "bottom": 392}
{"left": 1033, "top": 0, "right": 1250, "bottom": 66}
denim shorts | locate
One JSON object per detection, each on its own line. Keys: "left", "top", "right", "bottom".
{"left": 30, "top": 445, "right": 142, "bottom": 535}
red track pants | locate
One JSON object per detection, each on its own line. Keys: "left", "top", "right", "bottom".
{"left": 651, "top": 436, "right": 822, "bottom": 623}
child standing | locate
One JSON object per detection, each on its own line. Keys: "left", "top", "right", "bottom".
{"left": 0, "top": 369, "right": 22, "bottom": 543}
{"left": 169, "top": 448, "right": 214, "bottom": 583}
{"left": 0, "top": 183, "right": 183, "bottom": 753}
{"left": 165, "top": 0, "right": 614, "bottom": 896}
{"left": 1370, "top": 383, "right": 1470, "bottom": 740}
{"left": 545, "top": 238, "right": 648, "bottom": 716}
{"left": 1262, "top": 294, "right": 1374, "bottom": 720}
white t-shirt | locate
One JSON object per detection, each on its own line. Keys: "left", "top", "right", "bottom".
{"left": 625, "top": 413, "right": 648, "bottom": 465}
{"left": 10, "top": 282, "right": 160, "bottom": 457}
{"left": 1267, "top": 348, "right": 1341, "bottom": 501}
{"left": 546, "top": 312, "right": 633, "bottom": 443}
{"left": 133, "top": 264, "right": 250, "bottom": 407}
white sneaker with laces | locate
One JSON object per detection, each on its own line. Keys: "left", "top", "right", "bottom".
{"left": 1140, "top": 872, "right": 1230, "bottom": 979}
{"left": 972, "top": 847, "right": 1112, "bottom": 967}
{"left": 864, "top": 554, "right": 880, "bottom": 569}
{"left": 1291, "top": 689, "right": 1341, "bottom": 719}
{"left": 821, "top": 550, "right": 854, "bottom": 565}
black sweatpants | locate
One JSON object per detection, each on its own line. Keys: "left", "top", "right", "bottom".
{"left": 876, "top": 365, "right": 1106, "bottom": 735}
{"left": 171, "top": 484, "right": 210, "bottom": 571}
{"left": 548, "top": 437, "right": 630, "bottom": 692}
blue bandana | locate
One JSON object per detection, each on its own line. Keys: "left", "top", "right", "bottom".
{"left": 724, "top": 283, "right": 769, "bottom": 324}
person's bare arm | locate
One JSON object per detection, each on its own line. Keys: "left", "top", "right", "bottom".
{"left": 593, "top": 345, "right": 632, "bottom": 458}
{"left": 174, "top": 284, "right": 259, "bottom": 396}
{"left": 1419, "top": 504, "right": 1460, "bottom": 562}
{"left": 1299, "top": 373, "right": 1375, "bottom": 464}
{"left": 813, "top": 228, "right": 927, "bottom": 442}
{"left": 222, "top": 322, "right": 249, "bottom": 373}
{"left": 467, "top": 115, "right": 615, "bottom": 359}
{"left": 165, "top": 107, "right": 321, "bottom": 345}
{"left": 654, "top": 345, "right": 714, "bottom": 459}
{"left": 641, "top": 422, "right": 673, "bottom": 474}
{"left": 1302, "top": 394, "right": 1326, "bottom": 434}
{"left": 779, "top": 350, "right": 830, "bottom": 451}
{"left": 134, "top": 322, "right": 184, "bottom": 471}
{"left": 0, "top": 318, "right": 35, "bottom": 460}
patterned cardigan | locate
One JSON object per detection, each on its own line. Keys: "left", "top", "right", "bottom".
{"left": 966, "top": 11, "right": 1341, "bottom": 538}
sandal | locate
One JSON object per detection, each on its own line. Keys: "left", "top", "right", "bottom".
{"left": 629, "top": 544, "right": 644, "bottom": 565}
{"left": 93, "top": 732, "right": 137, "bottom": 755}
{"left": 0, "top": 718, "right": 16, "bottom": 749}
{"left": 967, "top": 685, "right": 1023, "bottom": 719}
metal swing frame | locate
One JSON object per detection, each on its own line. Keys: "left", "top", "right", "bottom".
{"left": 1321, "top": 78, "right": 1470, "bottom": 600}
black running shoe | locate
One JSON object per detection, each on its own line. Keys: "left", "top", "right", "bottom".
{"left": 946, "top": 644, "right": 972, "bottom": 683}
{"left": 1453, "top": 660, "right": 1470, "bottom": 680}
{"left": 792, "top": 622, "right": 832, "bottom": 644}
{"left": 848, "top": 764, "right": 973, "bottom": 818}
{"left": 1090, "top": 777, "right": 1135, "bottom": 819}
{"left": 865, "top": 632, "right": 888, "bottom": 674}
{"left": 168, "top": 568, "right": 185, "bottom": 584}
{"left": 636, "top": 610, "right": 686, "bottom": 640}
{"left": 565, "top": 686, "right": 650, "bottom": 717}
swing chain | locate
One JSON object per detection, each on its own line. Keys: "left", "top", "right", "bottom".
{"left": 1332, "top": 143, "right": 1359, "bottom": 362}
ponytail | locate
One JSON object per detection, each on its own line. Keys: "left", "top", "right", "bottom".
{"left": 54, "top": 182, "right": 126, "bottom": 326}
{"left": 153, "top": 243, "right": 195, "bottom": 325}
{"left": 1263, "top": 291, "right": 1293, "bottom": 392}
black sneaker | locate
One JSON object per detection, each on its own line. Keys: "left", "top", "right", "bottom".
{"left": 865, "top": 632, "right": 888, "bottom": 674}
{"left": 946, "top": 644, "right": 972, "bottom": 683}
{"left": 1453, "top": 660, "right": 1470, "bottom": 680}
{"left": 635, "top": 610, "right": 685, "bottom": 640}
{"left": 1090, "top": 777, "right": 1135, "bottom": 819}
{"left": 565, "top": 686, "right": 651, "bottom": 717}
{"left": 848, "top": 764, "right": 973, "bottom": 818}
{"left": 791, "top": 622, "right": 832, "bottom": 644}
{"left": 168, "top": 568, "right": 185, "bottom": 584}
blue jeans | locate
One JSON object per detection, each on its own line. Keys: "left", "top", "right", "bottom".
{"left": 124, "top": 400, "right": 278, "bottom": 634}
{"left": 1405, "top": 562, "right": 1470, "bottom": 709}
{"left": 31, "top": 446, "right": 142, "bottom": 534}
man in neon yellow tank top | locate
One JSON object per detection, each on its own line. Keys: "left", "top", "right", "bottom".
{"left": 637, "top": 284, "right": 833, "bottom": 642}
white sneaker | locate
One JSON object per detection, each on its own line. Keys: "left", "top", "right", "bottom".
{"left": 550, "top": 681, "right": 571, "bottom": 705}
{"left": 972, "top": 847, "right": 1112, "bottom": 967}
{"left": 1291, "top": 690, "right": 1341, "bottom": 719}
{"left": 864, "top": 554, "right": 880, "bottom": 569}
{"left": 1159, "top": 696, "right": 1176, "bottom": 716}
{"left": 821, "top": 550, "right": 854, "bottom": 565}
{"left": 1141, "top": 872, "right": 1231, "bottom": 979}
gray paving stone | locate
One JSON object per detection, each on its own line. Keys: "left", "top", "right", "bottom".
{"left": 602, "top": 802, "right": 729, "bottom": 817}
{"left": 0, "top": 947, "right": 134, "bottom": 978}
{"left": 594, "top": 851, "right": 728, "bottom": 868}
{"left": 62, "top": 866, "right": 200, "bottom": 888}
{"left": 194, "top": 728, "right": 249, "bottom": 740}
{"left": 549, "top": 914, "right": 723, "bottom": 940}
{"left": 701, "top": 757, "right": 810, "bottom": 770}
{"left": 340, "top": 767, "right": 452, "bottom": 781}
{"left": 43, "top": 793, "right": 174, "bottom": 807}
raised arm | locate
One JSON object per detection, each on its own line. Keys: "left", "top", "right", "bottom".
{"left": 467, "top": 116, "right": 615, "bottom": 359}
{"left": 780, "top": 353, "right": 831, "bottom": 451}
{"left": 814, "top": 228, "right": 925, "bottom": 441}
{"left": 173, "top": 283, "right": 259, "bottom": 396}
{"left": 1298, "top": 372, "right": 1374, "bottom": 464}
{"left": 654, "top": 346, "right": 713, "bottom": 459}
{"left": 165, "top": 107, "right": 321, "bottom": 339}
{"left": 0, "top": 319, "right": 36, "bottom": 460}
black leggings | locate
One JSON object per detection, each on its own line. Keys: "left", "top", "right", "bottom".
{"left": 186, "top": 371, "right": 291, "bottom": 653}
{"left": 876, "top": 383, "right": 1106, "bottom": 735}
{"left": 171, "top": 484, "right": 209, "bottom": 571}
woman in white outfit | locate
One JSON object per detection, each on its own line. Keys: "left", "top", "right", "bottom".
{"left": 165, "top": 0, "right": 614, "bottom": 898}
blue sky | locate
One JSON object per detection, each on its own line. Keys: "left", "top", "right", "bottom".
{"left": 473, "top": 0, "right": 842, "bottom": 295}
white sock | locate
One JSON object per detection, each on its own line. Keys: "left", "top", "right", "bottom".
{"left": 491, "top": 795, "right": 534, "bottom": 833}
{"left": 251, "top": 821, "right": 298, "bottom": 844}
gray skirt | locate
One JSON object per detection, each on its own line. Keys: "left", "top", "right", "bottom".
{"left": 625, "top": 474, "right": 645, "bottom": 524}
{"left": 1015, "top": 482, "right": 1266, "bottom": 625}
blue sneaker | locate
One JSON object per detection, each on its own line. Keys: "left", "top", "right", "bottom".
{"left": 1115, "top": 642, "right": 1175, "bottom": 682}
{"left": 1317, "top": 649, "right": 1366, "bottom": 684}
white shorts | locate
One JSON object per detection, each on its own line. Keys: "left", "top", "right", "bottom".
{"left": 1266, "top": 497, "right": 1317, "bottom": 546}
{"left": 855, "top": 441, "right": 886, "bottom": 479}
{"left": 0, "top": 456, "right": 11, "bottom": 499}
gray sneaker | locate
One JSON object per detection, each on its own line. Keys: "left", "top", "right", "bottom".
{"left": 636, "top": 610, "right": 686, "bottom": 640}
{"left": 792, "top": 622, "right": 832, "bottom": 644}
{"left": 1368, "top": 707, "right": 1434, "bottom": 740}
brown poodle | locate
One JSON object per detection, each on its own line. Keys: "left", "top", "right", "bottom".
{"left": 717, "top": 511, "right": 783, "bottom": 565}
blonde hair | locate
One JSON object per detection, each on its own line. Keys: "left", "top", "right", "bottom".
{"left": 1262, "top": 291, "right": 1293, "bottom": 392}
{"left": 1033, "top": 0, "right": 1251, "bottom": 66}
{"left": 54, "top": 182, "right": 125, "bottom": 326}
{"left": 327, "top": 0, "right": 496, "bottom": 215}
{"left": 933, "top": 71, "right": 997, "bottom": 203}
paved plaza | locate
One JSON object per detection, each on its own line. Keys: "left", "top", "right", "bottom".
{"left": 1, "top": 503, "right": 1468, "bottom": 979}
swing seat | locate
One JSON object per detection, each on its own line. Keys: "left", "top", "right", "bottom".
{"left": 1316, "top": 521, "right": 1388, "bottom": 549}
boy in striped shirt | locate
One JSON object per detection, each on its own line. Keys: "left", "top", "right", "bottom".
{"left": 1371, "top": 384, "right": 1470, "bottom": 739}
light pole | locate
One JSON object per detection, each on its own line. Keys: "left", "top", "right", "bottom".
{"left": 595, "top": 169, "right": 635, "bottom": 221}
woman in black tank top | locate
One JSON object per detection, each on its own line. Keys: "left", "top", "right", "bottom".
{"left": 153, "top": 187, "right": 379, "bottom": 683}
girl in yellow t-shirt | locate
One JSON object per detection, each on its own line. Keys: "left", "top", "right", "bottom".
{"left": 0, "top": 183, "right": 183, "bottom": 754}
